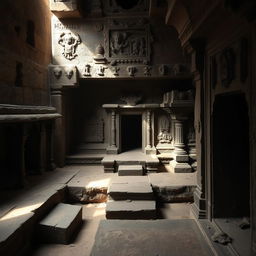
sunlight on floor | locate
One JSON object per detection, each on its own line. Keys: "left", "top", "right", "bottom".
{"left": 0, "top": 203, "right": 42, "bottom": 221}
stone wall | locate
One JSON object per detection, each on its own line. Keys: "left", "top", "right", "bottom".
{"left": 0, "top": 0, "right": 52, "bottom": 105}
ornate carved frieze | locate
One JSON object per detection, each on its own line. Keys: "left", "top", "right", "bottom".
{"left": 65, "top": 67, "right": 74, "bottom": 79}
{"left": 58, "top": 32, "right": 81, "bottom": 60}
{"left": 144, "top": 66, "right": 151, "bottom": 76}
{"left": 104, "top": 18, "right": 152, "bottom": 65}
{"left": 112, "top": 66, "right": 120, "bottom": 76}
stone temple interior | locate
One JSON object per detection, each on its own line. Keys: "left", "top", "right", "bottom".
{"left": 0, "top": 0, "right": 256, "bottom": 256}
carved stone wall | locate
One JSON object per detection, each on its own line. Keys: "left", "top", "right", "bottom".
{"left": 50, "top": 12, "right": 188, "bottom": 80}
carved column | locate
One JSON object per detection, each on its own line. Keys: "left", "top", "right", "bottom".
{"left": 51, "top": 89, "right": 66, "bottom": 167}
{"left": 173, "top": 119, "right": 186, "bottom": 156}
{"left": 107, "top": 110, "right": 118, "bottom": 154}
{"left": 147, "top": 110, "right": 151, "bottom": 147}
{"left": 170, "top": 116, "right": 191, "bottom": 172}
{"left": 111, "top": 111, "right": 116, "bottom": 147}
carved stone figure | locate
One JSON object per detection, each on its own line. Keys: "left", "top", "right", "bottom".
{"left": 110, "top": 32, "right": 129, "bottom": 56}
{"left": 84, "top": 64, "right": 91, "bottom": 76}
{"left": 157, "top": 116, "right": 172, "bottom": 144}
{"left": 58, "top": 32, "right": 81, "bottom": 60}
{"left": 127, "top": 66, "right": 136, "bottom": 76}
{"left": 65, "top": 68, "right": 74, "bottom": 79}
{"left": 53, "top": 67, "right": 62, "bottom": 79}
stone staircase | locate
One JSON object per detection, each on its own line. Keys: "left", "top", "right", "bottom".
{"left": 106, "top": 176, "right": 156, "bottom": 220}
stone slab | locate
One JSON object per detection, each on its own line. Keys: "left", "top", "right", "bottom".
{"left": 91, "top": 219, "right": 214, "bottom": 256}
{"left": 118, "top": 165, "right": 143, "bottom": 176}
{"left": 106, "top": 200, "right": 156, "bottom": 219}
{"left": 38, "top": 203, "right": 82, "bottom": 244}
{"left": 108, "top": 176, "right": 154, "bottom": 200}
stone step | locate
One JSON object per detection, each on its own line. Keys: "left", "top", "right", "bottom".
{"left": 118, "top": 165, "right": 144, "bottom": 176}
{"left": 106, "top": 200, "right": 156, "bottom": 219}
{"left": 37, "top": 203, "right": 82, "bottom": 244}
{"left": 108, "top": 176, "right": 154, "bottom": 200}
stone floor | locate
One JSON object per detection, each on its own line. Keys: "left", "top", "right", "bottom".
{"left": 0, "top": 164, "right": 211, "bottom": 256}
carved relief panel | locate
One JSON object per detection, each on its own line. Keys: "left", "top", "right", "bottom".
{"left": 104, "top": 18, "right": 152, "bottom": 65}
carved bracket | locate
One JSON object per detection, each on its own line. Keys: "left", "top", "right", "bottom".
{"left": 49, "top": 65, "right": 78, "bottom": 89}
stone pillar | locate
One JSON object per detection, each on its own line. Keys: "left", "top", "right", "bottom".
{"left": 45, "top": 121, "right": 56, "bottom": 171}
{"left": 145, "top": 110, "right": 155, "bottom": 154}
{"left": 147, "top": 110, "right": 151, "bottom": 147}
{"left": 20, "top": 124, "right": 29, "bottom": 187}
{"left": 39, "top": 123, "right": 46, "bottom": 173}
{"left": 51, "top": 89, "right": 66, "bottom": 167}
{"left": 107, "top": 110, "right": 118, "bottom": 154}
{"left": 170, "top": 117, "right": 191, "bottom": 172}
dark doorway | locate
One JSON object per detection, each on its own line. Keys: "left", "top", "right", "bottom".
{"left": 121, "top": 115, "right": 142, "bottom": 152}
{"left": 212, "top": 93, "right": 250, "bottom": 255}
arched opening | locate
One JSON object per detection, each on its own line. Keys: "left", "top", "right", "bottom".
{"left": 212, "top": 93, "right": 250, "bottom": 254}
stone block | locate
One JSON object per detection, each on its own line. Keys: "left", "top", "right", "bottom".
{"left": 175, "top": 154, "right": 189, "bottom": 162}
{"left": 37, "top": 203, "right": 82, "bottom": 244}
{"left": 106, "top": 200, "right": 156, "bottom": 219}
{"left": 108, "top": 182, "right": 154, "bottom": 200}
{"left": 49, "top": 65, "right": 78, "bottom": 89}
{"left": 118, "top": 165, "right": 143, "bottom": 176}
{"left": 170, "top": 160, "right": 192, "bottom": 173}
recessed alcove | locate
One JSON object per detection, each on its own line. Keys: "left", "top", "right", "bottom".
{"left": 212, "top": 93, "right": 250, "bottom": 255}
{"left": 121, "top": 114, "right": 142, "bottom": 152}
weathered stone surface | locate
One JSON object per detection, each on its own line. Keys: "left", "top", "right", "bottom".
{"left": 38, "top": 203, "right": 82, "bottom": 244}
{"left": 118, "top": 165, "right": 143, "bottom": 176}
{"left": 108, "top": 176, "right": 154, "bottom": 200}
{"left": 106, "top": 200, "right": 156, "bottom": 219}
{"left": 91, "top": 219, "right": 214, "bottom": 256}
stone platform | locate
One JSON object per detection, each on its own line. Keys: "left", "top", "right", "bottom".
{"left": 102, "top": 150, "right": 159, "bottom": 173}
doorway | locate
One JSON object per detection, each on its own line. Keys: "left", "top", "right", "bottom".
{"left": 212, "top": 93, "right": 250, "bottom": 255}
{"left": 121, "top": 115, "right": 142, "bottom": 152}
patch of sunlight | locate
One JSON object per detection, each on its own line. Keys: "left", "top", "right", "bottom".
{"left": 92, "top": 207, "right": 106, "bottom": 218}
{"left": 87, "top": 178, "right": 111, "bottom": 188}
{"left": 0, "top": 203, "right": 42, "bottom": 221}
